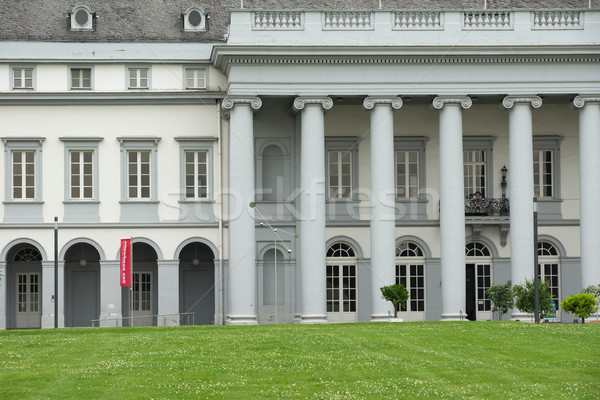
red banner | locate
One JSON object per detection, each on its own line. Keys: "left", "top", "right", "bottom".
{"left": 120, "top": 239, "right": 132, "bottom": 287}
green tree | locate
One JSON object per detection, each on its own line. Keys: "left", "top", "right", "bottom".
{"left": 485, "top": 283, "right": 514, "bottom": 321}
{"left": 380, "top": 284, "right": 409, "bottom": 319}
{"left": 513, "top": 279, "right": 554, "bottom": 321}
{"left": 582, "top": 285, "right": 600, "bottom": 321}
{"left": 560, "top": 294, "right": 599, "bottom": 323}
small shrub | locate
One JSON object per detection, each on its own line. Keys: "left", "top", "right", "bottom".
{"left": 560, "top": 293, "right": 599, "bottom": 323}
{"left": 380, "top": 284, "right": 409, "bottom": 319}
{"left": 513, "top": 279, "right": 554, "bottom": 321}
{"left": 485, "top": 283, "right": 514, "bottom": 321}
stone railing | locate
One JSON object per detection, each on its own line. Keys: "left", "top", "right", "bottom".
{"left": 252, "top": 11, "right": 304, "bottom": 30}
{"left": 393, "top": 11, "right": 443, "bottom": 30}
{"left": 532, "top": 11, "right": 582, "bottom": 29}
{"left": 462, "top": 10, "right": 513, "bottom": 30}
{"left": 322, "top": 11, "right": 373, "bottom": 30}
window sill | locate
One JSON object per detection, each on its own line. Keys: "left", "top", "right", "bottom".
{"left": 64, "top": 200, "right": 100, "bottom": 204}
{"left": 3, "top": 200, "right": 44, "bottom": 204}
{"left": 326, "top": 199, "right": 359, "bottom": 203}
{"left": 179, "top": 199, "right": 214, "bottom": 204}
{"left": 396, "top": 198, "right": 428, "bottom": 203}
{"left": 120, "top": 200, "right": 159, "bottom": 204}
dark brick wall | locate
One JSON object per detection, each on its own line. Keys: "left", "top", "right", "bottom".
{"left": 0, "top": 0, "right": 596, "bottom": 42}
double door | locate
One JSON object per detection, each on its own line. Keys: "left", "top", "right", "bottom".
{"left": 466, "top": 263, "right": 492, "bottom": 321}
{"left": 16, "top": 273, "right": 41, "bottom": 329}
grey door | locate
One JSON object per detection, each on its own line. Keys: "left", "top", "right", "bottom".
{"left": 71, "top": 271, "right": 98, "bottom": 327}
{"left": 182, "top": 264, "right": 214, "bottom": 325}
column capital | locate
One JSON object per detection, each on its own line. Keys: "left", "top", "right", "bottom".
{"left": 432, "top": 96, "right": 472, "bottom": 110}
{"left": 363, "top": 96, "right": 403, "bottom": 110}
{"left": 502, "top": 95, "right": 542, "bottom": 109}
{"left": 293, "top": 96, "right": 333, "bottom": 112}
{"left": 221, "top": 96, "right": 262, "bottom": 118}
{"left": 572, "top": 95, "right": 600, "bottom": 109}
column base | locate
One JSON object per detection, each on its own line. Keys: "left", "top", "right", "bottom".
{"left": 293, "top": 313, "right": 302, "bottom": 324}
{"left": 440, "top": 313, "right": 469, "bottom": 321}
{"left": 511, "top": 312, "right": 534, "bottom": 322}
{"left": 299, "top": 314, "right": 328, "bottom": 324}
{"left": 226, "top": 314, "right": 259, "bottom": 325}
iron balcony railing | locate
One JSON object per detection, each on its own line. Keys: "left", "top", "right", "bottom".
{"left": 465, "top": 192, "right": 509, "bottom": 216}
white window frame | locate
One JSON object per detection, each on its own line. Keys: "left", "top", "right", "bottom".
{"left": 11, "top": 65, "right": 35, "bottom": 90}
{"left": 325, "top": 137, "right": 359, "bottom": 201}
{"left": 127, "top": 66, "right": 150, "bottom": 89}
{"left": 118, "top": 137, "right": 160, "bottom": 202}
{"left": 2, "top": 137, "right": 45, "bottom": 203}
{"left": 395, "top": 241, "right": 426, "bottom": 315}
{"left": 537, "top": 240, "right": 561, "bottom": 313}
{"left": 60, "top": 137, "right": 102, "bottom": 202}
{"left": 69, "top": 66, "right": 93, "bottom": 90}
{"left": 175, "top": 137, "right": 216, "bottom": 202}
{"left": 463, "top": 137, "right": 495, "bottom": 199}
{"left": 326, "top": 242, "right": 358, "bottom": 323}
{"left": 394, "top": 137, "right": 427, "bottom": 201}
{"left": 533, "top": 136, "right": 562, "bottom": 200}
{"left": 183, "top": 66, "right": 207, "bottom": 89}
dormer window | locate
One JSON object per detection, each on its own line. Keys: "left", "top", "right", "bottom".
{"left": 183, "top": 7, "right": 206, "bottom": 31}
{"left": 70, "top": 6, "right": 94, "bottom": 31}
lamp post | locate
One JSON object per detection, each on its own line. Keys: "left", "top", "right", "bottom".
{"left": 501, "top": 165, "right": 508, "bottom": 199}
{"left": 533, "top": 197, "right": 540, "bottom": 324}
{"left": 250, "top": 203, "right": 296, "bottom": 324}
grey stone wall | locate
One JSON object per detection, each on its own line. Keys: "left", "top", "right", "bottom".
{"left": 0, "top": 0, "right": 596, "bottom": 42}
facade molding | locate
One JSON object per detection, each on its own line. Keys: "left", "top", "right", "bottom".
{"left": 572, "top": 95, "right": 600, "bottom": 108}
{"left": 292, "top": 96, "right": 333, "bottom": 112}
{"left": 59, "top": 238, "right": 106, "bottom": 261}
{"left": 221, "top": 96, "right": 262, "bottom": 118}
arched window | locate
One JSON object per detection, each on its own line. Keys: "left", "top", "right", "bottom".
{"left": 13, "top": 247, "right": 42, "bottom": 262}
{"left": 326, "top": 241, "right": 357, "bottom": 322}
{"left": 538, "top": 241, "right": 560, "bottom": 311}
{"left": 465, "top": 241, "right": 491, "bottom": 257}
{"left": 395, "top": 241, "right": 426, "bottom": 314}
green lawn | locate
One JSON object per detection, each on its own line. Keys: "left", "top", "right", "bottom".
{"left": 0, "top": 322, "right": 598, "bottom": 399}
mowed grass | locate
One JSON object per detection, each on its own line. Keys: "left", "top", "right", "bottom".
{"left": 0, "top": 322, "right": 598, "bottom": 399}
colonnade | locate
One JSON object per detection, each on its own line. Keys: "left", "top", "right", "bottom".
{"left": 222, "top": 94, "right": 600, "bottom": 324}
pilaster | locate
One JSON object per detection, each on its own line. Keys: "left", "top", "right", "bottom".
{"left": 364, "top": 96, "right": 402, "bottom": 321}
{"left": 157, "top": 260, "right": 180, "bottom": 326}
{"left": 433, "top": 96, "right": 471, "bottom": 321}
{"left": 503, "top": 95, "right": 542, "bottom": 321}
{"left": 0, "top": 262, "right": 6, "bottom": 329}
{"left": 41, "top": 260, "right": 64, "bottom": 329}
{"left": 99, "top": 260, "right": 122, "bottom": 327}
{"left": 294, "top": 96, "right": 332, "bottom": 324}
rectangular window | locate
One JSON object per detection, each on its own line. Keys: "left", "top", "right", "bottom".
{"left": 129, "top": 68, "right": 149, "bottom": 89}
{"left": 184, "top": 150, "right": 208, "bottom": 199}
{"left": 328, "top": 150, "right": 352, "bottom": 199}
{"left": 395, "top": 150, "right": 419, "bottom": 199}
{"left": 71, "top": 68, "right": 92, "bottom": 89}
{"left": 464, "top": 150, "right": 486, "bottom": 198}
{"left": 533, "top": 150, "right": 553, "bottom": 198}
{"left": 12, "top": 151, "right": 35, "bottom": 200}
{"left": 539, "top": 263, "right": 560, "bottom": 310}
{"left": 128, "top": 150, "right": 151, "bottom": 199}
{"left": 185, "top": 68, "right": 206, "bottom": 89}
{"left": 477, "top": 264, "right": 492, "bottom": 311}
{"left": 70, "top": 150, "right": 94, "bottom": 199}
{"left": 396, "top": 264, "right": 425, "bottom": 312}
{"left": 13, "top": 67, "right": 34, "bottom": 89}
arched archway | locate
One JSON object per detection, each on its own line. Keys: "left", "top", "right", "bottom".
{"left": 64, "top": 242, "right": 100, "bottom": 327}
{"left": 6, "top": 243, "right": 43, "bottom": 329}
{"left": 326, "top": 241, "right": 358, "bottom": 323}
{"left": 178, "top": 241, "right": 215, "bottom": 325}
{"left": 465, "top": 240, "right": 493, "bottom": 321}
{"left": 395, "top": 240, "right": 426, "bottom": 321}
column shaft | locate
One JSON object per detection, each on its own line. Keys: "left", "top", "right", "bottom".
{"left": 366, "top": 99, "right": 401, "bottom": 321}
{"left": 227, "top": 102, "right": 258, "bottom": 324}
{"left": 437, "top": 102, "right": 467, "bottom": 321}
{"left": 577, "top": 100, "right": 600, "bottom": 288}
{"left": 157, "top": 260, "right": 179, "bottom": 326}
{"left": 296, "top": 98, "right": 330, "bottom": 323}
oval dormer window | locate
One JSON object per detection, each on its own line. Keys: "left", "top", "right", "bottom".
{"left": 183, "top": 7, "right": 206, "bottom": 31}
{"left": 71, "top": 6, "right": 94, "bottom": 31}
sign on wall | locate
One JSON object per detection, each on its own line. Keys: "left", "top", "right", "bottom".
{"left": 120, "top": 238, "right": 132, "bottom": 287}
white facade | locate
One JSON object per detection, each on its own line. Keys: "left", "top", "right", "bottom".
{"left": 1, "top": 8, "right": 599, "bottom": 328}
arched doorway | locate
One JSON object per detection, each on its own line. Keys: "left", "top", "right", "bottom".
{"left": 538, "top": 240, "right": 561, "bottom": 321}
{"left": 178, "top": 242, "right": 215, "bottom": 325}
{"left": 122, "top": 242, "right": 158, "bottom": 326}
{"left": 64, "top": 243, "right": 100, "bottom": 327}
{"left": 326, "top": 242, "right": 357, "bottom": 323}
{"left": 465, "top": 241, "right": 493, "bottom": 321}
{"left": 395, "top": 241, "right": 426, "bottom": 321}
{"left": 7, "top": 244, "right": 43, "bottom": 329}
{"left": 258, "top": 247, "right": 290, "bottom": 324}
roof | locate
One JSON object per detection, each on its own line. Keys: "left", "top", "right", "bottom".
{"left": 0, "top": 0, "right": 596, "bottom": 42}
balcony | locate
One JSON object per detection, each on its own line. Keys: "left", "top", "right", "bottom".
{"left": 465, "top": 192, "right": 509, "bottom": 217}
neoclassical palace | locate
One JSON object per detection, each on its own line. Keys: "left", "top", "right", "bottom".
{"left": 0, "top": 1, "right": 599, "bottom": 329}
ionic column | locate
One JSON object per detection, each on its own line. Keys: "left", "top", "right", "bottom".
{"left": 432, "top": 96, "right": 472, "bottom": 321}
{"left": 157, "top": 260, "right": 179, "bottom": 326}
{"left": 222, "top": 96, "right": 262, "bottom": 325}
{"left": 99, "top": 260, "right": 122, "bottom": 327}
{"left": 293, "top": 97, "right": 333, "bottom": 324}
{"left": 503, "top": 95, "right": 542, "bottom": 321}
{"left": 573, "top": 96, "right": 600, "bottom": 289}
{"left": 364, "top": 96, "right": 403, "bottom": 321}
